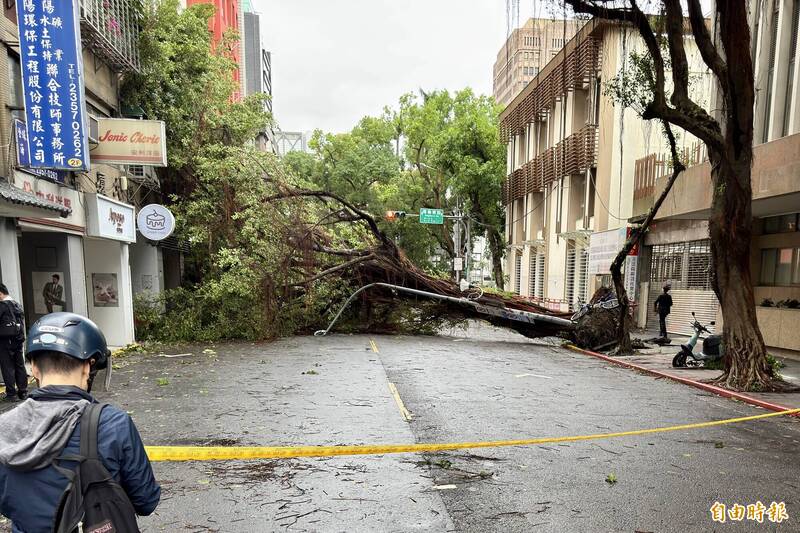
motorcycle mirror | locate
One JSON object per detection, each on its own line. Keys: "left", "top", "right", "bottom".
{"left": 691, "top": 311, "right": 696, "bottom": 317}
{"left": 710, "top": 321, "right": 715, "bottom": 326}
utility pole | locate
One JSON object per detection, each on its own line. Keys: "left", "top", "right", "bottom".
{"left": 453, "top": 202, "right": 462, "bottom": 283}
{"left": 465, "top": 216, "right": 472, "bottom": 284}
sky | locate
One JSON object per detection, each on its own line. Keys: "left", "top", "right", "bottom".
{"left": 253, "top": 0, "right": 518, "bottom": 134}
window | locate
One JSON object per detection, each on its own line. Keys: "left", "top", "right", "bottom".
{"left": 763, "top": 4, "right": 780, "bottom": 142}
{"left": 7, "top": 52, "right": 23, "bottom": 110}
{"left": 794, "top": 249, "right": 800, "bottom": 284}
{"left": 761, "top": 249, "right": 777, "bottom": 284}
{"left": 783, "top": 0, "right": 800, "bottom": 136}
{"left": 760, "top": 247, "right": 800, "bottom": 285}
{"left": 533, "top": 66, "right": 540, "bottom": 77}
{"left": 762, "top": 213, "right": 799, "bottom": 233}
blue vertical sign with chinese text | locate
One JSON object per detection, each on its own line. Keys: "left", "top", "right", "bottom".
{"left": 16, "top": 0, "right": 90, "bottom": 171}
{"left": 14, "top": 119, "right": 70, "bottom": 183}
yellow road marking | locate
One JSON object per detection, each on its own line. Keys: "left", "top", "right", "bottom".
{"left": 369, "top": 339, "right": 379, "bottom": 353}
{"left": 145, "top": 408, "right": 800, "bottom": 462}
{"left": 388, "top": 382, "right": 413, "bottom": 422}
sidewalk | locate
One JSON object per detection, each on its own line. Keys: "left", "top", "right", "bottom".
{"left": 619, "top": 330, "right": 800, "bottom": 409}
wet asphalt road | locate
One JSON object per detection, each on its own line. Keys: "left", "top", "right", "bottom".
{"left": 2, "top": 326, "right": 799, "bottom": 532}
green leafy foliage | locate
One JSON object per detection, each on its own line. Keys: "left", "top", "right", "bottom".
{"left": 124, "top": 2, "right": 506, "bottom": 342}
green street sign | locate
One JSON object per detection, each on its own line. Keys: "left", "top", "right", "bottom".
{"left": 419, "top": 208, "right": 444, "bottom": 225}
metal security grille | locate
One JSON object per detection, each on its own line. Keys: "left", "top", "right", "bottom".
{"left": 79, "top": 0, "right": 140, "bottom": 72}
{"left": 648, "top": 239, "right": 717, "bottom": 335}
{"left": 650, "top": 242, "right": 685, "bottom": 285}
{"left": 514, "top": 252, "right": 522, "bottom": 294}
{"left": 578, "top": 248, "right": 589, "bottom": 302}
{"left": 565, "top": 246, "right": 577, "bottom": 305}
{"left": 529, "top": 251, "right": 546, "bottom": 298}
{"left": 686, "top": 240, "right": 713, "bottom": 290}
{"left": 650, "top": 240, "right": 713, "bottom": 290}
{"left": 536, "top": 253, "right": 545, "bottom": 298}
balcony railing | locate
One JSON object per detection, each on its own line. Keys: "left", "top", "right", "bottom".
{"left": 80, "top": 0, "right": 140, "bottom": 73}
{"left": 503, "top": 124, "right": 598, "bottom": 205}
{"left": 633, "top": 141, "right": 707, "bottom": 200}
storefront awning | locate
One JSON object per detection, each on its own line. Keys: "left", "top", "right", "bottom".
{"left": 0, "top": 180, "right": 72, "bottom": 218}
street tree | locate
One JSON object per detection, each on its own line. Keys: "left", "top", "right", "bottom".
{"left": 397, "top": 89, "right": 507, "bottom": 288}
{"left": 564, "top": 0, "right": 774, "bottom": 390}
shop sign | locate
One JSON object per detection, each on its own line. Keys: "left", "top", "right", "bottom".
{"left": 14, "top": 119, "right": 70, "bottom": 184}
{"left": 86, "top": 194, "right": 136, "bottom": 243}
{"left": 16, "top": 0, "right": 90, "bottom": 171}
{"left": 588, "top": 227, "right": 641, "bottom": 275}
{"left": 92, "top": 118, "right": 167, "bottom": 166}
{"left": 588, "top": 228, "right": 627, "bottom": 274}
{"left": 137, "top": 204, "right": 175, "bottom": 241}
{"left": 12, "top": 171, "right": 82, "bottom": 224}
{"left": 624, "top": 255, "right": 639, "bottom": 301}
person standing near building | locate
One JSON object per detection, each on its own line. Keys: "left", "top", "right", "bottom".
{"left": 654, "top": 283, "right": 673, "bottom": 339}
{"left": 43, "top": 274, "right": 65, "bottom": 314}
{"left": 0, "top": 283, "right": 27, "bottom": 401}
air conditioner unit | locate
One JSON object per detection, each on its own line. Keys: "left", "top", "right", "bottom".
{"left": 536, "top": 229, "right": 544, "bottom": 240}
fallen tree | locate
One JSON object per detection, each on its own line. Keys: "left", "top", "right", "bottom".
{"left": 269, "top": 186, "right": 581, "bottom": 340}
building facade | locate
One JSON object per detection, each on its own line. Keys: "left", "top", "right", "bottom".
{"left": 0, "top": 0, "right": 183, "bottom": 347}
{"left": 0, "top": 0, "right": 146, "bottom": 346}
{"left": 500, "top": 19, "right": 710, "bottom": 313}
{"left": 186, "top": 0, "right": 242, "bottom": 98}
{"left": 493, "top": 18, "right": 584, "bottom": 109}
{"left": 635, "top": 0, "right": 800, "bottom": 351}
{"left": 242, "top": 8, "right": 276, "bottom": 152}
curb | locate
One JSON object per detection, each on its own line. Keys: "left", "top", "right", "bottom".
{"left": 565, "top": 344, "right": 799, "bottom": 416}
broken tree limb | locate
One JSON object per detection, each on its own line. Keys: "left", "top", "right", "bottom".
{"left": 314, "top": 283, "right": 574, "bottom": 337}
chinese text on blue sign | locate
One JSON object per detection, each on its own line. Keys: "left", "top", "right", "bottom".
{"left": 16, "top": 0, "right": 90, "bottom": 171}
{"left": 14, "top": 119, "right": 69, "bottom": 183}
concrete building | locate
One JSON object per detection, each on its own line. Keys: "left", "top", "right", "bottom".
{"left": 500, "top": 19, "right": 711, "bottom": 313}
{"left": 493, "top": 18, "right": 585, "bottom": 109}
{"left": 242, "top": 7, "right": 276, "bottom": 152}
{"left": 635, "top": 0, "right": 800, "bottom": 352}
{"left": 0, "top": 0, "right": 147, "bottom": 346}
{"left": 187, "top": 0, "right": 242, "bottom": 98}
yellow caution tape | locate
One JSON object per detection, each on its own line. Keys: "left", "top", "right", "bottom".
{"left": 146, "top": 408, "right": 800, "bottom": 462}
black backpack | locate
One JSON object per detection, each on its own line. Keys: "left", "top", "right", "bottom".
{"left": 52, "top": 403, "right": 141, "bottom": 533}
{"left": 0, "top": 300, "right": 22, "bottom": 338}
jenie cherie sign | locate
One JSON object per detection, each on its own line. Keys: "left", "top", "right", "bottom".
{"left": 92, "top": 118, "right": 168, "bottom": 167}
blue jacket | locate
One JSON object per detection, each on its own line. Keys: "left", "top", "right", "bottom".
{"left": 0, "top": 386, "right": 160, "bottom": 532}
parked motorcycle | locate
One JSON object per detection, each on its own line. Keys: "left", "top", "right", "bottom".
{"left": 672, "top": 312, "right": 723, "bottom": 367}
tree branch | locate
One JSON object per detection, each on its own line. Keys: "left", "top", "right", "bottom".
{"left": 289, "top": 254, "right": 376, "bottom": 287}
{"left": 686, "top": 0, "right": 729, "bottom": 96}
{"left": 564, "top": 0, "right": 726, "bottom": 152}
{"left": 265, "top": 188, "right": 393, "bottom": 251}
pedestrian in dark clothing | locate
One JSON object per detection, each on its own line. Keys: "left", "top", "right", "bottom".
{"left": 0, "top": 283, "right": 27, "bottom": 401}
{"left": 654, "top": 283, "right": 673, "bottom": 338}
{"left": 0, "top": 312, "right": 160, "bottom": 532}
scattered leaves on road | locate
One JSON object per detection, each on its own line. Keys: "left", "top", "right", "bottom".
{"left": 606, "top": 473, "right": 618, "bottom": 485}
{"left": 302, "top": 369, "right": 318, "bottom": 375}
{"left": 156, "top": 377, "right": 170, "bottom": 386}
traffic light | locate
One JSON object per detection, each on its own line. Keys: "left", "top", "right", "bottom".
{"left": 385, "top": 210, "right": 407, "bottom": 221}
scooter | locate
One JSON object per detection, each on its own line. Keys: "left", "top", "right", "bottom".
{"left": 672, "top": 312, "right": 723, "bottom": 368}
